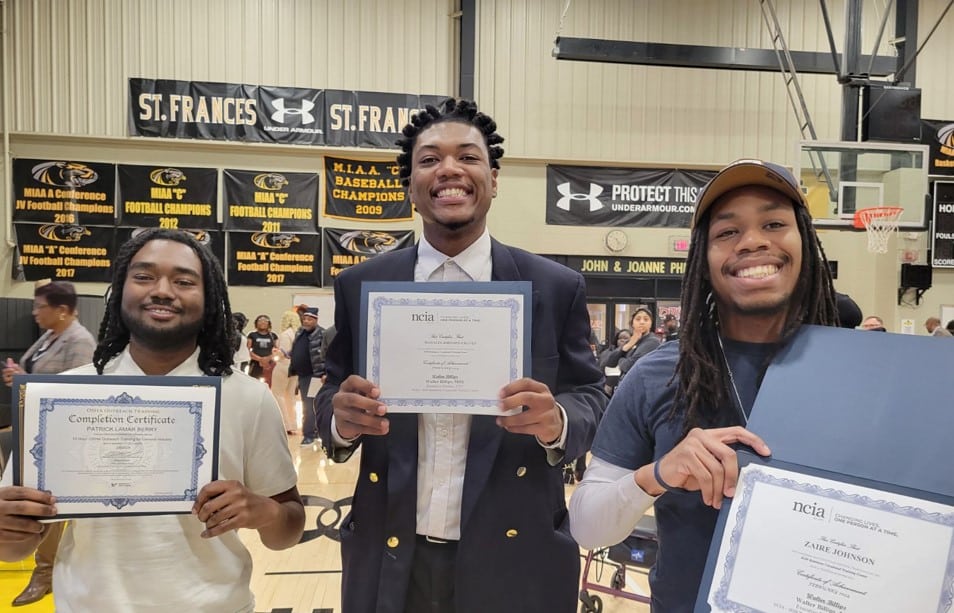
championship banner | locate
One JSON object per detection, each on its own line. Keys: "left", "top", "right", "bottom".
{"left": 322, "top": 228, "right": 414, "bottom": 286}
{"left": 130, "top": 78, "right": 447, "bottom": 149}
{"left": 12, "top": 158, "right": 116, "bottom": 226}
{"left": 324, "top": 157, "right": 411, "bottom": 221}
{"left": 118, "top": 164, "right": 218, "bottom": 228}
{"left": 14, "top": 223, "right": 113, "bottom": 282}
{"left": 228, "top": 232, "right": 320, "bottom": 287}
{"left": 223, "top": 169, "right": 318, "bottom": 233}
{"left": 115, "top": 227, "right": 225, "bottom": 271}
{"left": 545, "top": 165, "right": 715, "bottom": 228}
{"left": 931, "top": 181, "right": 954, "bottom": 268}
{"left": 922, "top": 119, "right": 954, "bottom": 176}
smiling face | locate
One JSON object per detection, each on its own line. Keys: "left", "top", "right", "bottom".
{"left": 406, "top": 121, "right": 498, "bottom": 252}
{"left": 706, "top": 186, "right": 803, "bottom": 341}
{"left": 121, "top": 239, "right": 205, "bottom": 351}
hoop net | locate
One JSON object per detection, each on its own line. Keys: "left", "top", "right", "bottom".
{"left": 852, "top": 206, "right": 903, "bottom": 254}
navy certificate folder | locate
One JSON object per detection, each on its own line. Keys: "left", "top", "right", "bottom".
{"left": 694, "top": 325, "right": 954, "bottom": 612}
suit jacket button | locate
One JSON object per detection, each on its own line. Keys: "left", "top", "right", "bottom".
{"left": 516, "top": 466, "right": 527, "bottom": 477}
{"left": 369, "top": 472, "right": 379, "bottom": 483}
{"left": 387, "top": 536, "right": 399, "bottom": 548}
{"left": 505, "top": 529, "right": 518, "bottom": 538}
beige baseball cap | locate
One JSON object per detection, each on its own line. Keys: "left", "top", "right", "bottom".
{"left": 691, "top": 159, "right": 808, "bottom": 229}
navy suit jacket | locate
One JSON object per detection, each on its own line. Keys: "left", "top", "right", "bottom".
{"left": 316, "top": 239, "right": 606, "bottom": 613}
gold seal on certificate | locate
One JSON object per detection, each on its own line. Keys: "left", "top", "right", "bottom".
{"left": 13, "top": 375, "right": 220, "bottom": 518}
{"left": 360, "top": 281, "right": 532, "bottom": 415}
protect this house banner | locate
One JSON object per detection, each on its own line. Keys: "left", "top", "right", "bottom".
{"left": 545, "top": 165, "right": 715, "bottom": 228}
{"left": 223, "top": 169, "right": 318, "bottom": 233}
{"left": 322, "top": 228, "right": 414, "bottom": 286}
{"left": 324, "top": 157, "right": 412, "bottom": 221}
{"left": 12, "top": 159, "right": 116, "bottom": 226}
{"left": 118, "top": 164, "right": 218, "bottom": 229}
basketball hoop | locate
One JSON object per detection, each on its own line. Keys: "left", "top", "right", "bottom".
{"left": 852, "top": 206, "right": 903, "bottom": 254}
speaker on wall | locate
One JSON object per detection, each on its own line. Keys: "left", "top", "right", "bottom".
{"left": 862, "top": 85, "right": 922, "bottom": 143}
{"left": 900, "top": 263, "right": 932, "bottom": 289}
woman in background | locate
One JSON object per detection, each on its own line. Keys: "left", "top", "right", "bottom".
{"left": 270, "top": 310, "right": 301, "bottom": 434}
{"left": 247, "top": 314, "right": 278, "bottom": 385}
{"left": 1, "top": 280, "right": 96, "bottom": 607}
{"left": 616, "top": 306, "right": 662, "bottom": 377}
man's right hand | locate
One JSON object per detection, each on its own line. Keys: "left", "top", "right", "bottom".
{"left": 0, "top": 487, "right": 56, "bottom": 554}
{"left": 332, "top": 375, "right": 389, "bottom": 440}
{"left": 635, "top": 426, "right": 770, "bottom": 510}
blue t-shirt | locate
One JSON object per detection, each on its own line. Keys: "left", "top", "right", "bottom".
{"left": 590, "top": 339, "right": 777, "bottom": 613}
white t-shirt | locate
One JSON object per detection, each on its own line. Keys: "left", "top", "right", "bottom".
{"left": 51, "top": 348, "right": 298, "bottom": 612}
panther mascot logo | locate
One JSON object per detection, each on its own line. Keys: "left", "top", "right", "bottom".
{"left": 31, "top": 161, "right": 98, "bottom": 188}
{"left": 339, "top": 230, "right": 399, "bottom": 255}
{"left": 251, "top": 232, "right": 300, "bottom": 249}
{"left": 253, "top": 173, "right": 289, "bottom": 191}
{"left": 38, "top": 224, "right": 91, "bottom": 242}
{"left": 149, "top": 168, "right": 187, "bottom": 186}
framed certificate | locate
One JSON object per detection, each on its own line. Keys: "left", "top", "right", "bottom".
{"left": 12, "top": 374, "right": 221, "bottom": 518}
{"left": 359, "top": 281, "right": 532, "bottom": 415}
{"left": 696, "top": 454, "right": 954, "bottom": 612}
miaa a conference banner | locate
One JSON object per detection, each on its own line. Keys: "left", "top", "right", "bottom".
{"left": 322, "top": 228, "right": 414, "bottom": 286}
{"left": 546, "top": 165, "right": 715, "bottom": 228}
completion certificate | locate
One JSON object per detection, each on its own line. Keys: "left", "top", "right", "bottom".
{"left": 707, "top": 463, "right": 954, "bottom": 612}
{"left": 362, "top": 281, "right": 531, "bottom": 415}
{"left": 14, "top": 376, "right": 219, "bottom": 517}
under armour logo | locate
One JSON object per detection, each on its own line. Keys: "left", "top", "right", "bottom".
{"left": 556, "top": 182, "right": 604, "bottom": 212}
{"left": 270, "top": 99, "right": 316, "bottom": 124}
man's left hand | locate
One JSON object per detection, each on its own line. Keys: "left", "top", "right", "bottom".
{"left": 496, "top": 378, "right": 563, "bottom": 445}
{"left": 193, "top": 480, "right": 277, "bottom": 538}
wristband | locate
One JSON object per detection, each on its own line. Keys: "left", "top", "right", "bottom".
{"left": 653, "top": 460, "right": 688, "bottom": 494}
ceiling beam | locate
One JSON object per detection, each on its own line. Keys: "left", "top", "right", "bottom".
{"left": 552, "top": 37, "right": 897, "bottom": 77}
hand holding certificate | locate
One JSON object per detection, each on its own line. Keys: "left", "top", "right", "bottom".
{"left": 12, "top": 374, "right": 220, "bottom": 518}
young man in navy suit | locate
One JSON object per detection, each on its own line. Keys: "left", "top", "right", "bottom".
{"left": 316, "top": 99, "right": 606, "bottom": 613}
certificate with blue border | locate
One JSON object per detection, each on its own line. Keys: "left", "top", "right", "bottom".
{"left": 12, "top": 374, "right": 220, "bottom": 518}
{"left": 696, "top": 455, "right": 954, "bottom": 613}
{"left": 359, "top": 281, "right": 532, "bottom": 415}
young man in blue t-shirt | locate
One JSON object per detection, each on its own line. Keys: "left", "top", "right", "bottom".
{"left": 570, "top": 159, "right": 841, "bottom": 612}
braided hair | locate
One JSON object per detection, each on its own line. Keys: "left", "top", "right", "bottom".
{"left": 673, "top": 200, "right": 839, "bottom": 431}
{"left": 94, "top": 228, "right": 237, "bottom": 376}
{"left": 396, "top": 98, "right": 505, "bottom": 187}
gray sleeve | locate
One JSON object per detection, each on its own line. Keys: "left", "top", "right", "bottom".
{"left": 568, "top": 456, "right": 657, "bottom": 550}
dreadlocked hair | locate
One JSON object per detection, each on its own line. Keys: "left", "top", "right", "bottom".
{"left": 395, "top": 98, "right": 505, "bottom": 187}
{"left": 672, "top": 202, "right": 839, "bottom": 432}
{"left": 94, "top": 228, "right": 237, "bottom": 376}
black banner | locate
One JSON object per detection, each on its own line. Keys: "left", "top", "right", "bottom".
{"left": 922, "top": 119, "right": 954, "bottom": 176}
{"left": 324, "top": 157, "right": 411, "bottom": 221}
{"left": 223, "top": 169, "right": 318, "bottom": 233}
{"left": 228, "top": 232, "right": 320, "bottom": 286}
{"left": 13, "top": 158, "right": 116, "bottom": 226}
{"left": 118, "top": 164, "right": 218, "bottom": 228}
{"left": 546, "top": 165, "right": 715, "bottom": 228}
{"left": 14, "top": 223, "right": 113, "bottom": 282}
{"left": 114, "top": 227, "right": 226, "bottom": 271}
{"left": 322, "top": 228, "right": 414, "bottom": 286}
{"left": 129, "top": 78, "right": 447, "bottom": 149}
{"left": 932, "top": 181, "right": 954, "bottom": 268}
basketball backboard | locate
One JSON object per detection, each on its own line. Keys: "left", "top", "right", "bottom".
{"left": 796, "top": 140, "right": 930, "bottom": 230}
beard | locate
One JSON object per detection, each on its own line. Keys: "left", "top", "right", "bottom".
{"left": 121, "top": 305, "right": 204, "bottom": 350}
